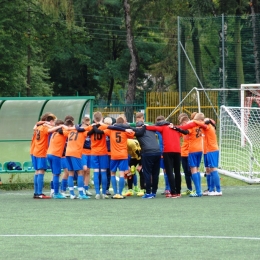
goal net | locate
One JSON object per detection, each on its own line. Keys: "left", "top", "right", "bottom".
{"left": 219, "top": 84, "right": 260, "bottom": 183}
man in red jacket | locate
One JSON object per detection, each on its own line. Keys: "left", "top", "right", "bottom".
{"left": 146, "top": 115, "right": 188, "bottom": 198}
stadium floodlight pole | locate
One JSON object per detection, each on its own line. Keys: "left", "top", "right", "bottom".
{"left": 177, "top": 16, "right": 181, "bottom": 105}
{"left": 222, "top": 14, "right": 226, "bottom": 92}
{"left": 179, "top": 41, "right": 218, "bottom": 118}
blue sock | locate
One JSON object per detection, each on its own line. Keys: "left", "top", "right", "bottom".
{"left": 210, "top": 172, "right": 215, "bottom": 191}
{"left": 197, "top": 172, "right": 201, "bottom": 193}
{"left": 53, "top": 175, "right": 60, "bottom": 194}
{"left": 34, "top": 175, "right": 38, "bottom": 194}
{"left": 50, "top": 180, "right": 54, "bottom": 189}
{"left": 101, "top": 171, "right": 107, "bottom": 195}
{"left": 94, "top": 171, "right": 100, "bottom": 194}
{"left": 119, "top": 177, "right": 125, "bottom": 195}
{"left": 61, "top": 179, "right": 68, "bottom": 192}
{"left": 84, "top": 185, "right": 89, "bottom": 191}
{"left": 206, "top": 174, "right": 211, "bottom": 191}
{"left": 68, "top": 176, "right": 75, "bottom": 195}
{"left": 77, "top": 175, "right": 84, "bottom": 196}
{"left": 211, "top": 171, "right": 221, "bottom": 192}
{"left": 111, "top": 176, "right": 117, "bottom": 194}
{"left": 37, "top": 174, "right": 44, "bottom": 195}
{"left": 164, "top": 174, "right": 170, "bottom": 190}
{"left": 133, "top": 174, "right": 137, "bottom": 186}
{"left": 192, "top": 174, "right": 201, "bottom": 195}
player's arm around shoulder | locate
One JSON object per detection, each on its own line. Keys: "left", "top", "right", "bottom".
{"left": 47, "top": 124, "right": 63, "bottom": 133}
{"left": 146, "top": 125, "right": 161, "bottom": 132}
{"left": 193, "top": 120, "right": 208, "bottom": 130}
{"left": 126, "top": 131, "right": 135, "bottom": 138}
{"left": 178, "top": 121, "right": 197, "bottom": 130}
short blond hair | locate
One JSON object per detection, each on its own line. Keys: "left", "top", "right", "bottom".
{"left": 82, "top": 116, "right": 90, "bottom": 125}
{"left": 190, "top": 112, "right": 197, "bottom": 120}
{"left": 136, "top": 112, "right": 144, "bottom": 119}
{"left": 178, "top": 113, "right": 188, "bottom": 121}
{"left": 193, "top": 112, "right": 205, "bottom": 121}
{"left": 116, "top": 116, "right": 125, "bottom": 124}
{"left": 104, "top": 117, "right": 113, "bottom": 125}
{"left": 179, "top": 115, "right": 189, "bottom": 124}
{"left": 94, "top": 111, "right": 102, "bottom": 123}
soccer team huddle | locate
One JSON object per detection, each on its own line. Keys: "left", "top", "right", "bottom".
{"left": 31, "top": 110, "right": 222, "bottom": 200}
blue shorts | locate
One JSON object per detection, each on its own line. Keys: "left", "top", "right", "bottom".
{"left": 207, "top": 151, "right": 219, "bottom": 168}
{"left": 31, "top": 155, "right": 36, "bottom": 169}
{"left": 91, "top": 155, "right": 109, "bottom": 169}
{"left": 204, "top": 154, "right": 209, "bottom": 168}
{"left": 61, "top": 157, "right": 68, "bottom": 169}
{"left": 110, "top": 159, "right": 129, "bottom": 172}
{"left": 66, "top": 156, "right": 83, "bottom": 171}
{"left": 188, "top": 152, "right": 202, "bottom": 167}
{"left": 160, "top": 157, "right": 165, "bottom": 169}
{"left": 47, "top": 154, "right": 62, "bottom": 174}
{"left": 82, "top": 154, "right": 91, "bottom": 168}
{"left": 34, "top": 157, "right": 47, "bottom": 171}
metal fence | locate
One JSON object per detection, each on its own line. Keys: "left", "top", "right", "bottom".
{"left": 178, "top": 14, "right": 260, "bottom": 100}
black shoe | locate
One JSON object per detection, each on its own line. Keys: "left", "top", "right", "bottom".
{"left": 106, "top": 190, "right": 111, "bottom": 195}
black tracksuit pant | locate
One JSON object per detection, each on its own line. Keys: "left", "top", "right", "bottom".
{"left": 141, "top": 152, "right": 161, "bottom": 194}
{"left": 163, "top": 152, "right": 181, "bottom": 195}
{"left": 181, "top": 156, "right": 192, "bottom": 191}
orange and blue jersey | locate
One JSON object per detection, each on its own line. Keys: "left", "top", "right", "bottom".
{"left": 179, "top": 121, "right": 205, "bottom": 153}
{"left": 181, "top": 133, "right": 189, "bottom": 157}
{"left": 202, "top": 124, "right": 218, "bottom": 153}
{"left": 64, "top": 129, "right": 90, "bottom": 159}
{"left": 47, "top": 131, "right": 68, "bottom": 157}
{"left": 32, "top": 124, "right": 50, "bottom": 157}
{"left": 90, "top": 124, "right": 108, "bottom": 156}
{"left": 103, "top": 129, "right": 135, "bottom": 160}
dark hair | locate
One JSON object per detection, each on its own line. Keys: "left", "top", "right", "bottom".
{"left": 156, "top": 115, "right": 165, "bottom": 122}
{"left": 64, "top": 119, "right": 74, "bottom": 126}
{"left": 64, "top": 115, "right": 74, "bottom": 122}
{"left": 55, "top": 119, "right": 64, "bottom": 126}
{"left": 46, "top": 115, "right": 55, "bottom": 122}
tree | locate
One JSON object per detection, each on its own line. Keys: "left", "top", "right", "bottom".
{"left": 123, "top": 0, "right": 138, "bottom": 122}
{"left": 0, "top": 0, "right": 53, "bottom": 96}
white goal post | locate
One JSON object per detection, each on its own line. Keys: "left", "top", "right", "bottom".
{"left": 219, "top": 105, "right": 260, "bottom": 184}
{"left": 164, "top": 85, "right": 260, "bottom": 183}
{"left": 240, "top": 84, "right": 260, "bottom": 146}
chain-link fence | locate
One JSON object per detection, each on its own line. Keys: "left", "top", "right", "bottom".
{"left": 178, "top": 14, "right": 260, "bottom": 106}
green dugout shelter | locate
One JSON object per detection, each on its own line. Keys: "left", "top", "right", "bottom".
{"left": 0, "top": 96, "right": 95, "bottom": 163}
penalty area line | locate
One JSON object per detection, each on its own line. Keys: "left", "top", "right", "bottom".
{"left": 0, "top": 234, "right": 260, "bottom": 240}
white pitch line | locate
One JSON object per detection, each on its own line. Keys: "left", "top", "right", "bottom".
{"left": 0, "top": 234, "right": 260, "bottom": 240}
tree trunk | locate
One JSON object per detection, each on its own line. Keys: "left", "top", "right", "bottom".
{"left": 124, "top": 0, "right": 139, "bottom": 122}
{"left": 107, "top": 36, "right": 117, "bottom": 106}
{"left": 250, "top": 0, "right": 260, "bottom": 83}
{"left": 234, "top": 15, "right": 245, "bottom": 88}
{"left": 107, "top": 77, "right": 114, "bottom": 106}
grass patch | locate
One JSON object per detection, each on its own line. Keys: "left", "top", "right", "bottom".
{"left": 0, "top": 171, "right": 250, "bottom": 191}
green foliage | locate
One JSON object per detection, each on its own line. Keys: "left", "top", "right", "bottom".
{"left": 0, "top": 0, "right": 258, "bottom": 101}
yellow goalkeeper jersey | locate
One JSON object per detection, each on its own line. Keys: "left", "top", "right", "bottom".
{"left": 127, "top": 139, "right": 141, "bottom": 160}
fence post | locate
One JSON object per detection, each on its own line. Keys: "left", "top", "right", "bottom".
{"left": 178, "top": 16, "right": 181, "bottom": 104}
